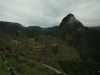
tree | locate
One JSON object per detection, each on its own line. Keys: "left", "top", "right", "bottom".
{"left": 28, "top": 28, "right": 39, "bottom": 38}
{"left": 34, "top": 35, "right": 39, "bottom": 43}
{"left": 44, "top": 31, "right": 55, "bottom": 36}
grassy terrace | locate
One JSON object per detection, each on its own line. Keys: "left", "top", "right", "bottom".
{"left": 16, "top": 38, "right": 42, "bottom": 56}
{"left": 6, "top": 55, "right": 54, "bottom": 75}
{"left": 27, "top": 59, "right": 51, "bottom": 75}
{"left": 28, "top": 38, "right": 41, "bottom": 49}
{"left": 0, "top": 61, "right": 10, "bottom": 75}
{"left": 19, "top": 62, "right": 35, "bottom": 75}
{"left": 6, "top": 57, "right": 21, "bottom": 72}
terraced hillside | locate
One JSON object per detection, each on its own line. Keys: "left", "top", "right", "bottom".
{"left": 0, "top": 32, "right": 80, "bottom": 75}
{"left": 0, "top": 36, "right": 68, "bottom": 75}
{"left": 39, "top": 35, "right": 81, "bottom": 70}
{"left": 0, "top": 51, "right": 67, "bottom": 75}
{"left": 0, "top": 53, "right": 10, "bottom": 75}
{"left": 15, "top": 35, "right": 81, "bottom": 73}
{"left": 5, "top": 54, "right": 58, "bottom": 75}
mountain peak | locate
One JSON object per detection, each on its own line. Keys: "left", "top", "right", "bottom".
{"left": 60, "top": 13, "right": 83, "bottom": 28}
{"left": 67, "top": 13, "right": 74, "bottom": 17}
{"left": 58, "top": 14, "right": 84, "bottom": 36}
{"left": 68, "top": 15, "right": 78, "bottom": 25}
{"left": 62, "top": 13, "right": 74, "bottom": 22}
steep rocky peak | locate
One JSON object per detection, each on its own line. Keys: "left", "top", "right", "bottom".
{"left": 68, "top": 16, "right": 79, "bottom": 25}
{"left": 66, "top": 13, "right": 74, "bottom": 18}
{"left": 62, "top": 13, "right": 75, "bottom": 22}
{"left": 59, "top": 14, "right": 83, "bottom": 31}
{"left": 62, "top": 13, "right": 79, "bottom": 25}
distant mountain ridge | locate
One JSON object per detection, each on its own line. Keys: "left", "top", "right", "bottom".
{"left": 57, "top": 14, "right": 100, "bottom": 61}
{"left": 90, "top": 26, "right": 100, "bottom": 31}
{"left": 0, "top": 21, "right": 58, "bottom": 35}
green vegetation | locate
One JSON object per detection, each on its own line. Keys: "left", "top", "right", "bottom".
{"left": 28, "top": 38, "right": 41, "bottom": 49}
{"left": 52, "top": 45, "right": 58, "bottom": 54}
{"left": 6, "top": 57, "right": 21, "bottom": 72}
{"left": 19, "top": 62, "right": 35, "bottom": 75}
{"left": 6, "top": 54, "right": 55, "bottom": 75}
{"left": 1, "top": 35, "right": 81, "bottom": 75}
{"left": 17, "top": 48, "right": 28, "bottom": 54}
{"left": 44, "top": 31, "right": 55, "bottom": 36}
{"left": 55, "top": 44, "right": 80, "bottom": 60}
{"left": 59, "top": 58, "right": 100, "bottom": 75}
{"left": 0, "top": 61, "right": 10, "bottom": 75}
{"left": 27, "top": 59, "right": 51, "bottom": 75}
{"left": 28, "top": 28, "right": 39, "bottom": 38}
{"left": 16, "top": 38, "right": 41, "bottom": 56}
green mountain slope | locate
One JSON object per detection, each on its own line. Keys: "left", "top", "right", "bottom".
{"left": 0, "top": 21, "right": 58, "bottom": 35}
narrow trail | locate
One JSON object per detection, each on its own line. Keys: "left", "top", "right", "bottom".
{"left": 43, "top": 64, "right": 63, "bottom": 74}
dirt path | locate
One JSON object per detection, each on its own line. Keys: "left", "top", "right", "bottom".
{"left": 43, "top": 64, "right": 63, "bottom": 74}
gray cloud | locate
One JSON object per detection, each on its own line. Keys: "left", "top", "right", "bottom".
{"left": 0, "top": 0, "right": 100, "bottom": 27}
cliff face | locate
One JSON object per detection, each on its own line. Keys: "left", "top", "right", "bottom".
{"left": 58, "top": 14, "right": 100, "bottom": 60}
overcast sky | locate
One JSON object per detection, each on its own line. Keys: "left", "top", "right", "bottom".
{"left": 0, "top": 0, "right": 100, "bottom": 27}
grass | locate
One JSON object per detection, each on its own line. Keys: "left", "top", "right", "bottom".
{"left": 28, "top": 59, "right": 44, "bottom": 68}
{"left": 18, "top": 55, "right": 25, "bottom": 60}
{"left": 28, "top": 38, "right": 41, "bottom": 49}
{"left": 33, "top": 45, "right": 41, "bottom": 49}
{"left": 27, "top": 59, "right": 51, "bottom": 75}
{"left": 17, "top": 48, "right": 27, "bottom": 54}
{"left": 16, "top": 38, "right": 41, "bottom": 56}
{"left": 18, "top": 56, "right": 53, "bottom": 75}
{"left": 0, "top": 60, "right": 10, "bottom": 75}
{"left": 6, "top": 54, "right": 53, "bottom": 75}
{"left": 6, "top": 57, "right": 21, "bottom": 73}
{"left": 19, "top": 62, "right": 35, "bottom": 75}
{"left": 55, "top": 44, "right": 80, "bottom": 60}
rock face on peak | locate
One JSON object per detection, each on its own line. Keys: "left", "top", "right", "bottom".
{"left": 61, "top": 14, "right": 82, "bottom": 26}
{"left": 62, "top": 14, "right": 74, "bottom": 22}
{"left": 58, "top": 14, "right": 84, "bottom": 40}
{"left": 58, "top": 14, "right": 100, "bottom": 61}
{"left": 58, "top": 14, "right": 84, "bottom": 36}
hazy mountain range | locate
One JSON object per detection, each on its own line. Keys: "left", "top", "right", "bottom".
{"left": 0, "top": 21, "right": 58, "bottom": 35}
{"left": 90, "top": 26, "right": 100, "bottom": 31}
{"left": 0, "top": 21, "right": 100, "bottom": 36}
